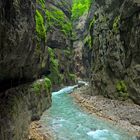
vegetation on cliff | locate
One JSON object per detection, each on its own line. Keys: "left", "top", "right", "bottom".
{"left": 48, "top": 47, "right": 62, "bottom": 85}
{"left": 116, "top": 81, "right": 129, "bottom": 100}
{"left": 35, "top": 10, "right": 46, "bottom": 41}
{"left": 72, "top": 0, "right": 91, "bottom": 20}
{"left": 46, "top": 8, "right": 72, "bottom": 37}
{"left": 32, "top": 77, "right": 52, "bottom": 94}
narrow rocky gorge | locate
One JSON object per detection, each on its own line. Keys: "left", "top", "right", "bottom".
{"left": 0, "top": 0, "right": 140, "bottom": 139}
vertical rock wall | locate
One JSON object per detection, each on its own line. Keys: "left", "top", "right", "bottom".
{"left": 0, "top": 79, "right": 51, "bottom": 140}
{"left": 0, "top": 0, "right": 51, "bottom": 139}
{"left": 0, "top": 0, "right": 76, "bottom": 139}
{"left": 45, "top": 0, "right": 77, "bottom": 89}
{"left": 88, "top": 0, "right": 140, "bottom": 104}
{"left": 0, "top": 0, "right": 49, "bottom": 91}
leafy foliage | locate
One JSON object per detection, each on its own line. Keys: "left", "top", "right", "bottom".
{"left": 72, "top": 0, "right": 91, "bottom": 20}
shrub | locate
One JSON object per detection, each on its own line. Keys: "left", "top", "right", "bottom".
{"left": 116, "top": 81, "right": 129, "bottom": 100}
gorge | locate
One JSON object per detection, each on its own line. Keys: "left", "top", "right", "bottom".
{"left": 0, "top": 0, "right": 140, "bottom": 139}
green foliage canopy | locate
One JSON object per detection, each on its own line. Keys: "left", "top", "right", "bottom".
{"left": 72, "top": 0, "right": 91, "bottom": 20}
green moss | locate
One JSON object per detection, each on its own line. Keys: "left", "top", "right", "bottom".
{"left": 45, "top": 8, "right": 72, "bottom": 37}
{"left": 32, "top": 78, "right": 52, "bottom": 94}
{"left": 48, "top": 47, "right": 55, "bottom": 58}
{"left": 35, "top": 10, "right": 46, "bottom": 41}
{"left": 48, "top": 47, "right": 62, "bottom": 85}
{"left": 116, "top": 81, "right": 129, "bottom": 100}
{"left": 32, "top": 81, "right": 42, "bottom": 95}
{"left": 116, "top": 81, "right": 127, "bottom": 92}
{"left": 84, "top": 35, "right": 92, "bottom": 48}
{"left": 113, "top": 16, "right": 120, "bottom": 33}
{"left": 72, "top": 31, "right": 77, "bottom": 40}
{"left": 44, "top": 77, "right": 52, "bottom": 92}
{"left": 89, "top": 16, "right": 96, "bottom": 31}
{"left": 83, "top": 16, "right": 96, "bottom": 49}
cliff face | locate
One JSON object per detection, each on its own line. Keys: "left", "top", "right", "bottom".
{"left": 0, "top": 0, "right": 51, "bottom": 140}
{"left": 88, "top": 0, "right": 140, "bottom": 104}
{"left": 45, "top": 0, "right": 76, "bottom": 88}
{"left": 0, "top": 0, "right": 76, "bottom": 139}
{"left": 46, "top": 0, "right": 72, "bottom": 18}
{"left": 0, "top": 79, "right": 51, "bottom": 140}
{"left": 72, "top": 0, "right": 92, "bottom": 79}
{"left": 0, "top": 0, "right": 49, "bottom": 91}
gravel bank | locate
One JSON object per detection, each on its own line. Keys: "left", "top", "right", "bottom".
{"left": 71, "top": 86, "right": 140, "bottom": 137}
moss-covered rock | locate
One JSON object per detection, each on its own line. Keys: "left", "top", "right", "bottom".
{"left": 45, "top": 5, "right": 72, "bottom": 38}
{"left": 32, "top": 77, "right": 52, "bottom": 94}
{"left": 0, "top": 79, "right": 52, "bottom": 140}
{"left": 35, "top": 10, "right": 46, "bottom": 41}
{"left": 48, "top": 47, "right": 62, "bottom": 85}
{"left": 113, "top": 16, "right": 120, "bottom": 33}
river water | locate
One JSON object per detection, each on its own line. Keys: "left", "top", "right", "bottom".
{"left": 40, "top": 86, "right": 137, "bottom": 140}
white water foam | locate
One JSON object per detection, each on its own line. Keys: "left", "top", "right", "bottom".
{"left": 87, "top": 129, "right": 120, "bottom": 140}
{"left": 52, "top": 85, "right": 78, "bottom": 95}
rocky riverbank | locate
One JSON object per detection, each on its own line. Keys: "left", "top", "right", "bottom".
{"left": 71, "top": 86, "right": 140, "bottom": 137}
{"left": 29, "top": 121, "right": 52, "bottom": 140}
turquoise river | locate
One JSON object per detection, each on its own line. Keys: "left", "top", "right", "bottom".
{"left": 40, "top": 86, "right": 137, "bottom": 140}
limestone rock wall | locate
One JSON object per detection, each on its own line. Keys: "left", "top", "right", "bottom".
{"left": 89, "top": 0, "right": 140, "bottom": 104}
{"left": 0, "top": 79, "right": 51, "bottom": 140}
{"left": 45, "top": 0, "right": 76, "bottom": 88}
{"left": 0, "top": 0, "right": 49, "bottom": 91}
{"left": 0, "top": 0, "right": 75, "bottom": 139}
{"left": 0, "top": 0, "right": 51, "bottom": 139}
{"left": 72, "top": 13, "right": 89, "bottom": 79}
